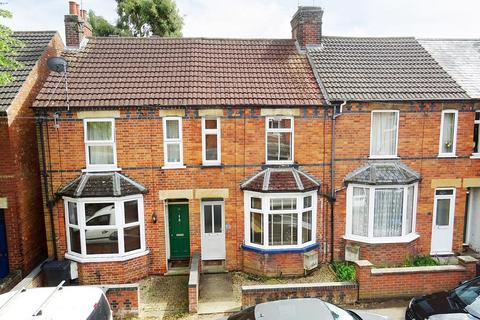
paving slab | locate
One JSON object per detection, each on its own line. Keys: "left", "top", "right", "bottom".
{"left": 198, "top": 273, "right": 241, "bottom": 315}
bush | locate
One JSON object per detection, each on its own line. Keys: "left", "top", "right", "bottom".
{"left": 403, "top": 255, "right": 439, "bottom": 267}
{"left": 332, "top": 262, "right": 356, "bottom": 282}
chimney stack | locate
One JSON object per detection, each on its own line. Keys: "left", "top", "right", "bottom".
{"left": 291, "top": 6, "right": 324, "bottom": 50}
{"left": 65, "top": 1, "right": 92, "bottom": 48}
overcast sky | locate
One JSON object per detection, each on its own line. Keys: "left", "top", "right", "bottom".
{"left": 4, "top": 0, "right": 480, "bottom": 42}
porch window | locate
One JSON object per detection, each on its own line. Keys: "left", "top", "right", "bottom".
{"left": 245, "top": 191, "right": 317, "bottom": 249}
{"left": 266, "top": 117, "right": 294, "bottom": 164}
{"left": 163, "top": 117, "right": 184, "bottom": 168}
{"left": 64, "top": 195, "right": 146, "bottom": 261}
{"left": 370, "top": 111, "right": 399, "bottom": 158}
{"left": 473, "top": 111, "right": 480, "bottom": 156}
{"left": 202, "top": 117, "right": 221, "bottom": 165}
{"left": 346, "top": 183, "right": 418, "bottom": 243}
{"left": 439, "top": 110, "right": 458, "bottom": 157}
{"left": 84, "top": 119, "right": 116, "bottom": 170}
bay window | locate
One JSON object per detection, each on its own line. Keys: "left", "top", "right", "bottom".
{"left": 84, "top": 119, "right": 117, "bottom": 170}
{"left": 163, "top": 117, "right": 184, "bottom": 168}
{"left": 266, "top": 117, "right": 294, "bottom": 164}
{"left": 244, "top": 191, "right": 317, "bottom": 249}
{"left": 202, "top": 117, "right": 221, "bottom": 165}
{"left": 370, "top": 111, "right": 399, "bottom": 158}
{"left": 64, "top": 195, "right": 146, "bottom": 261}
{"left": 439, "top": 110, "right": 458, "bottom": 157}
{"left": 346, "top": 183, "right": 418, "bottom": 243}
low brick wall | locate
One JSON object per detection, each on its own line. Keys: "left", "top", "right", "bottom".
{"left": 188, "top": 253, "right": 201, "bottom": 313}
{"left": 344, "top": 238, "right": 419, "bottom": 266}
{"left": 355, "top": 256, "right": 478, "bottom": 300}
{"left": 241, "top": 282, "right": 358, "bottom": 308}
{"left": 102, "top": 284, "right": 139, "bottom": 319}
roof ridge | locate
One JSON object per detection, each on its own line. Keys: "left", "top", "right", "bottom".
{"left": 90, "top": 36, "right": 294, "bottom": 42}
{"left": 323, "top": 35, "right": 416, "bottom": 40}
{"left": 418, "top": 38, "right": 480, "bottom": 41}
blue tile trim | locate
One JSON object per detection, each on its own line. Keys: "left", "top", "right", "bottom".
{"left": 241, "top": 242, "right": 320, "bottom": 254}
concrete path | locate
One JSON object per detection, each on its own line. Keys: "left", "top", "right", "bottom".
{"left": 198, "top": 273, "right": 241, "bottom": 315}
{"left": 358, "top": 307, "right": 406, "bottom": 320}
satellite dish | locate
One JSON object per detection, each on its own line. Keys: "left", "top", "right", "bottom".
{"left": 47, "top": 57, "right": 68, "bottom": 73}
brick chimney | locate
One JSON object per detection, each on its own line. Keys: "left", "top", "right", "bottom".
{"left": 291, "top": 6, "right": 324, "bottom": 50}
{"left": 65, "top": 1, "right": 92, "bottom": 48}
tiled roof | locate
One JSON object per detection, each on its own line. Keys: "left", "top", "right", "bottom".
{"left": 0, "top": 31, "right": 57, "bottom": 112}
{"left": 57, "top": 172, "right": 148, "bottom": 198}
{"left": 419, "top": 39, "right": 480, "bottom": 99}
{"left": 33, "top": 37, "right": 324, "bottom": 108}
{"left": 308, "top": 36, "right": 469, "bottom": 102}
{"left": 241, "top": 167, "right": 320, "bottom": 193}
{"left": 344, "top": 161, "right": 420, "bottom": 185}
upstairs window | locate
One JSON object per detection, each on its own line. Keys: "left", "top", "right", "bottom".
{"left": 370, "top": 111, "right": 399, "bottom": 158}
{"left": 266, "top": 117, "right": 294, "bottom": 164}
{"left": 84, "top": 119, "right": 116, "bottom": 170}
{"left": 473, "top": 111, "right": 480, "bottom": 155}
{"left": 163, "top": 117, "right": 184, "bottom": 168}
{"left": 439, "top": 110, "right": 458, "bottom": 157}
{"left": 202, "top": 117, "right": 221, "bottom": 165}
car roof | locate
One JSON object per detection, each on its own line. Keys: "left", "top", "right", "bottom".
{"left": 255, "top": 298, "right": 333, "bottom": 320}
{"left": 0, "top": 286, "right": 105, "bottom": 320}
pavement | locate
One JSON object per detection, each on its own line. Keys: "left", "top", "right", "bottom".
{"left": 360, "top": 307, "right": 406, "bottom": 320}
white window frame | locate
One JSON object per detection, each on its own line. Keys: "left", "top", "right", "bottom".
{"left": 64, "top": 195, "right": 147, "bottom": 263}
{"left": 265, "top": 116, "right": 294, "bottom": 165}
{"left": 201, "top": 117, "right": 221, "bottom": 166}
{"left": 83, "top": 118, "right": 117, "bottom": 171}
{"left": 369, "top": 110, "right": 400, "bottom": 159}
{"left": 438, "top": 109, "right": 458, "bottom": 157}
{"left": 162, "top": 116, "right": 184, "bottom": 169}
{"left": 345, "top": 183, "right": 419, "bottom": 244}
{"left": 472, "top": 111, "right": 480, "bottom": 158}
{"left": 244, "top": 191, "right": 317, "bottom": 250}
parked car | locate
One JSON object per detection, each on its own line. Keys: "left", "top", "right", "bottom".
{"left": 406, "top": 276, "right": 480, "bottom": 319}
{"left": 219, "top": 298, "right": 387, "bottom": 320}
{"left": 85, "top": 205, "right": 117, "bottom": 244}
{"left": 0, "top": 284, "right": 112, "bottom": 319}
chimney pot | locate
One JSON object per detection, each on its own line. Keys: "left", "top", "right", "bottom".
{"left": 291, "top": 6, "right": 324, "bottom": 50}
{"left": 68, "top": 1, "right": 77, "bottom": 15}
{"left": 76, "top": 3, "right": 80, "bottom": 16}
{"left": 80, "top": 9, "right": 87, "bottom": 20}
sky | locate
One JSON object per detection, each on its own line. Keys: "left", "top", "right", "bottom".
{"left": 4, "top": 0, "right": 480, "bottom": 42}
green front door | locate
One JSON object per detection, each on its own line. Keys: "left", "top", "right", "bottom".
{"left": 168, "top": 204, "right": 190, "bottom": 259}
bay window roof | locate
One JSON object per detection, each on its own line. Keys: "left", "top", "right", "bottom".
{"left": 344, "top": 161, "right": 420, "bottom": 186}
{"left": 241, "top": 167, "right": 320, "bottom": 193}
{"left": 57, "top": 172, "right": 147, "bottom": 198}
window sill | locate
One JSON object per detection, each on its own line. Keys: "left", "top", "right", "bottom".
{"left": 65, "top": 249, "right": 149, "bottom": 263}
{"left": 82, "top": 167, "right": 122, "bottom": 173}
{"left": 265, "top": 161, "right": 295, "bottom": 165}
{"left": 471, "top": 154, "right": 480, "bottom": 159}
{"left": 343, "top": 233, "right": 419, "bottom": 245}
{"left": 437, "top": 154, "right": 458, "bottom": 158}
{"left": 368, "top": 155, "right": 399, "bottom": 160}
{"left": 162, "top": 165, "right": 186, "bottom": 170}
{"left": 241, "top": 242, "right": 319, "bottom": 254}
{"left": 201, "top": 163, "right": 222, "bottom": 168}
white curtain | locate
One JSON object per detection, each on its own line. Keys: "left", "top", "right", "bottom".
{"left": 442, "top": 113, "right": 455, "bottom": 153}
{"left": 406, "top": 186, "right": 414, "bottom": 234}
{"left": 371, "top": 112, "right": 397, "bottom": 156}
{"left": 373, "top": 188, "right": 403, "bottom": 237}
{"left": 87, "top": 122, "right": 112, "bottom": 141}
{"left": 352, "top": 187, "right": 369, "bottom": 236}
{"left": 87, "top": 121, "right": 114, "bottom": 165}
{"left": 89, "top": 146, "right": 114, "bottom": 164}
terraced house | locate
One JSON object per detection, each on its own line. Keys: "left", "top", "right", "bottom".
{"left": 32, "top": 3, "right": 480, "bottom": 289}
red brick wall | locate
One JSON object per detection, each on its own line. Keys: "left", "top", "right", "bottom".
{"left": 105, "top": 286, "right": 139, "bottom": 319}
{"left": 343, "top": 239, "right": 419, "bottom": 266}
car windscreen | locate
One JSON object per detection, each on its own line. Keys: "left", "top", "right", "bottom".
{"left": 86, "top": 294, "right": 111, "bottom": 320}
{"left": 228, "top": 306, "right": 255, "bottom": 320}
{"left": 453, "top": 278, "right": 480, "bottom": 318}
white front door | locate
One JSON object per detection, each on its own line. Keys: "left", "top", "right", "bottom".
{"left": 201, "top": 201, "right": 226, "bottom": 260}
{"left": 431, "top": 188, "right": 456, "bottom": 254}
{"left": 467, "top": 188, "right": 480, "bottom": 252}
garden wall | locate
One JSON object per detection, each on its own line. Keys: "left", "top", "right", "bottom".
{"left": 102, "top": 284, "right": 139, "bottom": 319}
{"left": 188, "top": 253, "right": 201, "bottom": 313}
{"left": 355, "top": 256, "right": 478, "bottom": 300}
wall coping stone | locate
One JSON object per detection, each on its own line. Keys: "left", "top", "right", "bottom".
{"left": 354, "top": 260, "right": 373, "bottom": 267}
{"left": 371, "top": 264, "right": 465, "bottom": 275}
{"left": 242, "top": 281, "right": 357, "bottom": 292}
{"left": 188, "top": 253, "right": 200, "bottom": 288}
{"left": 458, "top": 256, "right": 479, "bottom": 263}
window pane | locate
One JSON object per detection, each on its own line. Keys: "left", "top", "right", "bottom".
{"left": 124, "top": 226, "right": 141, "bottom": 252}
{"left": 269, "top": 214, "right": 297, "bottom": 246}
{"left": 87, "top": 121, "right": 112, "bottom": 141}
{"left": 267, "top": 132, "right": 279, "bottom": 161}
{"left": 436, "top": 198, "right": 451, "bottom": 226}
{"left": 69, "top": 227, "right": 81, "bottom": 254}
{"left": 371, "top": 112, "right": 397, "bottom": 156}
{"left": 269, "top": 215, "right": 282, "bottom": 245}
{"left": 205, "top": 119, "right": 217, "bottom": 129}
{"left": 124, "top": 200, "right": 139, "bottom": 224}
{"left": 250, "top": 212, "right": 263, "bottom": 245}
{"left": 406, "top": 186, "right": 414, "bottom": 234}
{"left": 205, "top": 134, "right": 218, "bottom": 161}
{"left": 251, "top": 198, "right": 262, "bottom": 210}
{"left": 352, "top": 187, "right": 369, "bottom": 237}
{"left": 279, "top": 132, "right": 292, "bottom": 161}
{"left": 204, "top": 205, "right": 213, "bottom": 233}
{"left": 373, "top": 188, "right": 403, "bottom": 237}
{"left": 167, "top": 143, "right": 181, "bottom": 163}
{"left": 304, "top": 196, "right": 312, "bottom": 209}
{"left": 302, "top": 211, "right": 312, "bottom": 243}
{"left": 436, "top": 189, "right": 454, "bottom": 196}
{"left": 270, "top": 199, "right": 282, "bottom": 210}
{"left": 474, "top": 122, "right": 479, "bottom": 153}
{"left": 166, "top": 120, "right": 180, "bottom": 139}
{"left": 441, "top": 112, "right": 455, "bottom": 153}
{"left": 68, "top": 202, "right": 78, "bottom": 225}
{"left": 86, "top": 229, "right": 118, "bottom": 254}
{"left": 88, "top": 146, "right": 114, "bottom": 165}
{"left": 283, "top": 214, "right": 297, "bottom": 245}
{"left": 85, "top": 203, "right": 115, "bottom": 226}
{"left": 214, "top": 205, "right": 222, "bottom": 233}
{"left": 268, "top": 118, "right": 291, "bottom": 129}
{"left": 283, "top": 198, "right": 296, "bottom": 210}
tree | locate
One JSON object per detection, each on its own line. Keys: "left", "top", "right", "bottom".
{"left": 116, "top": 0, "right": 183, "bottom": 37}
{"left": 88, "top": 10, "right": 131, "bottom": 37}
{"left": 0, "top": 7, "right": 22, "bottom": 86}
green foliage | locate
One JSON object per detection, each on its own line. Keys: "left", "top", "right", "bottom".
{"left": 88, "top": 10, "right": 131, "bottom": 37}
{"left": 332, "top": 262, "right": 356, "bottom": 282}
{"left": 403, "top": 255, "right": 439, "bottom": 267}
{"left": 0, "top": 7, "right": 23, "bottom": 86}
{"left": 116, "top": 0, "right": 183, "bottom": 37}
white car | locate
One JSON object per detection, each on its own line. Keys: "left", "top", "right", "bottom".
{"left": 85, "top": 205, "right": 117, "bottom": 244}
{"left": 0, "top": 285, "right": 112, "bottom": 320}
